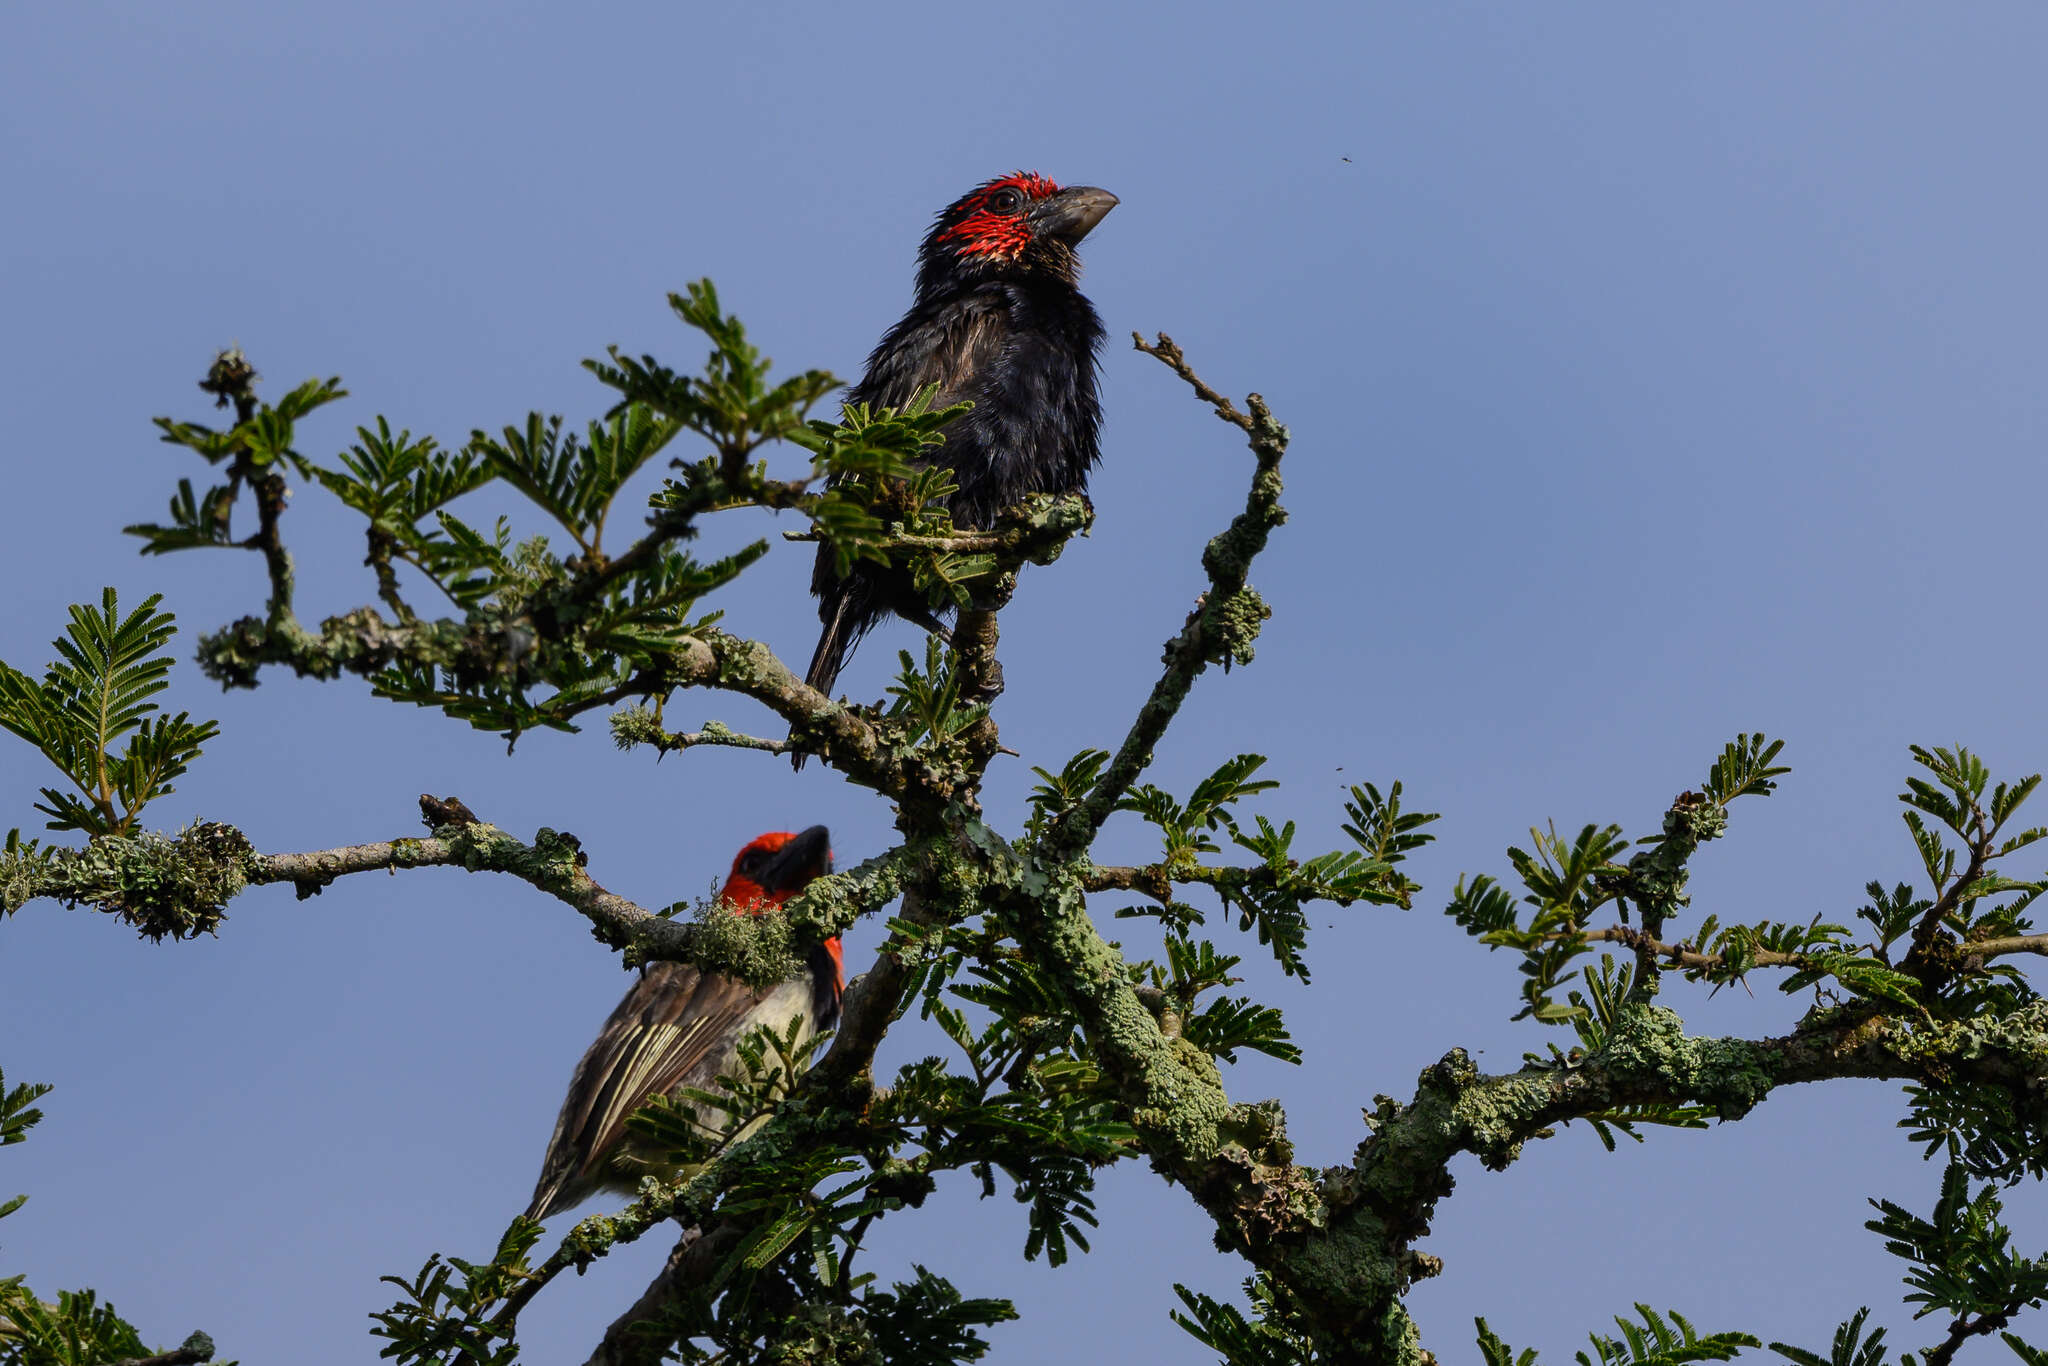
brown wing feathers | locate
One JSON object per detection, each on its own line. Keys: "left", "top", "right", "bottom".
{"left": 525, "top": 827, "right": 840, "bottom": 1222}
{"left": 527, "top": 965, "right": 806, "bottom": 1220}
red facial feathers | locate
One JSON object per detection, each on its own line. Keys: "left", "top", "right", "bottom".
{"left": 934, "top": 171, "right": 1063, "bottom": 260}
{"left": 720, "top": 830, "right": 843, "bottom": 992}
{"left": 720, "top": 830, "right": 809, "bottom": 909}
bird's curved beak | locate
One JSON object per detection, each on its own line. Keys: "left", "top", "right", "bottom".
{"left": 1038, "top": 186, "right": 1119, "bottom": 243}
{"left": 760, "top": 824, "right": 833, "bottom": 894}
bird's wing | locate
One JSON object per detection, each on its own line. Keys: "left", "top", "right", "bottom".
{"left": 852, "top": 297, "right": 1010, "bottom": 416}
{"left": 925, "top": 307, "right": 1011, "bottom": 413}
{"left": 528, "top": 963, "right": 794, "bottom": 1216}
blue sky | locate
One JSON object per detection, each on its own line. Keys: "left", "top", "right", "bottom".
{"left": 5, "top": 3, "right": 2048, "bottom": 1362}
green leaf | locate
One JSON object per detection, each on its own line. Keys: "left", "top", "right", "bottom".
{"left": 862, "top": 1267, "right": 1018, "bottom": 1365}
{"left": 1868, "top": 1164, "right": 2048, "bottom": 1322}
{"left": 1479, "top": 1318, "right": 1542, "bottom": 1366}
{"left": 1702, "top": 733, "right": 1790, "bottom": 808}
{"left": 1770, "top": 1308, "right": 1891, "bottom": 1366}
{"left": 1573, "top": 1304, "right": 1758, "bottom": 1366}
{"left": 1173, "top": 1279, "right": 1314, "bottom": 1366}
{"left": 0, "top": 590, "right": 217, "bottom": 835}
{"left": 0, "top": 1069, "right": 50, "bottom": 1148}
{"left": 1185, "top": 994, "right": 1301, "bottom": 1065}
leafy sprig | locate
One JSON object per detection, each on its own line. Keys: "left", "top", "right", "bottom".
{"left": 0, "top": 590, "right": 216, "bottom": 836}
{"left": 1473, "top": 1305, "right": 1756, "bottom": 1366}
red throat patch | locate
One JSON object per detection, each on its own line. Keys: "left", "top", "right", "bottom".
{"left": 719, "top": 831, "right": 842, "bottom": 994}
{"left": 935, "top": 172, "right": 1063, "bottom": 261}
{"left": 720, "top": 830, "right": 809, "bottom": 911}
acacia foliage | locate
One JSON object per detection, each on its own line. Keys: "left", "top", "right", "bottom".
{"left": 3, "top": 288, "right": 2048, "bottom": 1366}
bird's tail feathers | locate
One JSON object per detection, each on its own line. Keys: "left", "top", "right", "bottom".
{"left": 804, "top": 593, "right": 860, "bottom": 699}
{"left": 794, "top": 595, "right": 864, "bottom": 771}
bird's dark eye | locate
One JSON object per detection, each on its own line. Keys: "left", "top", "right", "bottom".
{"left": 987, "top": 187, "right": 1025, "bottom": 214}
{"left": 739, "top": 848, "right": 768, "bottom": 874}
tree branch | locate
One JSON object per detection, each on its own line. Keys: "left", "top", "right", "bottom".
{"left": 580, "top": 1227, "right": 724, "bottom": 1366}
{"left": 489, "top": 864, "right": 949, "bottom": 1348}
{"left": 195, "top": 611, "right": 909, "bottom": 796}
{"left": 611, "top": 712, "right": 794, "bottom": 757}
{"left": 1540, "top": 924, "right": 2048, "bottom": 980}
{"left": 1921, "top": 1309, "right": 2016, "bottom": 1366}
{"left": 12, "top": 805, "right": 907, "bottom": 982}
{"left": 1052, "top": 336, "right": 1287, "bottom": 849}
{"left": 1084, "top": 859, "right": 1357, "bottom": 906}
{"left": 113, "top": 1330, "right": 216, "bottom": 1366}
{"left": 195, "top": 349, "right": 300, "bottom": 628}
{"left": 780, "top": 491, "right": 1092, "bottom": 561}
{"left": 1578, "top": 924, "right": 1802, "bottom": 973}
{"left": 580, "top": 463, "right": 815, "bottom": 602}
{"left": 1966, "top": 934, "right": 2048, "bottom": 960}
{"left": 1908, "top": 807, "right": 1994, "bottom": 974}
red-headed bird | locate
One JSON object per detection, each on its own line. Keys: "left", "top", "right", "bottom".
{"left": 526, "top": 826, "right": 842, "bottom": 1221}
{"left": 804, "top": 172, "right": 1117, "bottom": 698}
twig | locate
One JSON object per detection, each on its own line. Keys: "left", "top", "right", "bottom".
{"left": 364, "top": 526, "right": 416, "bottom": 624}
{"left": 649, "top": 724, "right": 792, "bottom": 756}
{"left": 196, "top": 348, "right": 299, "bottom": 625}
{"left": 780, "top": 493, "right": 1091, "bottom": 563}
{"left": 196, "top": 614, "right": 908, "bottom": 798}
{"left": 488, "top": 873, "right": 942, "bottom": 1344}
{"left": 1052, "top": 336, "right": 1288, "bottom": 848}
{"left": 240, "top": 807, "right": 907, "bottom": 970}
{"left": 576, "top": 471, "right": 812, "bottom": 603}
{"left": 580, "top": 1228, "right": 715, "bottom": 1366}
{"left": 1908, "top": 823, "right": 1992, "bottom": 972}
{"left": 1579, "top": 925, "right": 1802, "bottom": 974}
{"left": 114, "top": 1332, "right": 215, "bottom": 1366}
{"left": 1965, "top": 934, "right": 2048, "bottom": 959}
{"left": 1131, "top": 332, "right": 1256, "bottom": 433}
{"left": 1083, "top": 861, "right": 1264, "bottom": 905}
{"left": 1921, "top": 1309, "right": 2015, "bottom": 1366}
{"left": 251, "top": 827, "right": 688, "bottom": 955}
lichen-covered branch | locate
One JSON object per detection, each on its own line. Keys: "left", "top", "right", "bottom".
{"left": 780, "top": 490, "right": 1093, "bottom": 561}
{"left": 1051, "top": 335, "right": 1287, "bottom": 849}
{"left": 200, "top": 611, "right": 911, "bottom": 797}
{"left": 200, "top": 350, "right": 298, "bottom": 628}
{"left": 1565, "top": 924, "right": 2048, "bottom": 976}
{"left": 1285, "top": 1003, "right": 2048, "bottom": 1365}
{"left": 1920, "top": 1301, "right": 2025, "bottom": 1366}
{"left": 4, "top": 807, "right": 908, "bottom": 984}
{"left": 1031, "top": 800, "right": 2048, "bottom": 1366}
{"left": 487, "top": 848, "right": 959, "bottom": 1353}
{"left": 610, "top": 711, "right": 793, "bottom": 757}
{"left": 112, "top": 1334, "right": 217, "bottom": 1366}
{"left": 1084, "top": 859, "right": 1370, "bottom": 906}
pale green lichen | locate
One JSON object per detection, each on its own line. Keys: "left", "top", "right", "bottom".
{"left": 608, "top": 704, "right": 666, "bottom": 751}
{"left": 16, "top": 821, "right": 255, "bottom": 940}
{"left": 1882, "top": 1001, "right": 2048, "bottom": 1074}
{"left": 684, "top": 895, "right": 800, "bottom": 989}
{"left": 1600, "top": 1005, "right": 1774, "bottom": 1119}
{"left": 781, "top": 850, "right": 916, "bottom": 945}
{"left": 1201, "top": 586, "right": 1271, "bottom": 668}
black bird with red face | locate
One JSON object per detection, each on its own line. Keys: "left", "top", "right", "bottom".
{"left": 525, "top": 827, "right": 841, "bottom": 1221}
{"left": 805, "top": 172, "right": 1117, "bottom": 698}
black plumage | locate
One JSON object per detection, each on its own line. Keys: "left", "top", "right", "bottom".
{"left": 804, "top": 172, "right": 1117, "bottom": 697}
